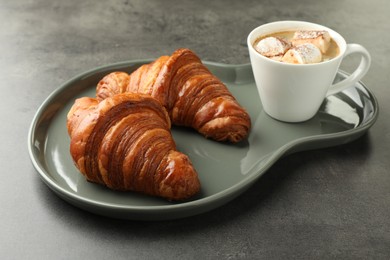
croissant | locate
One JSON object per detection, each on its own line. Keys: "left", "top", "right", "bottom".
{"left": 96, "top": 48, "right": 251, "bottom": 143}
{"left": 67, "top": 93, "right": 200, "bottom": 201}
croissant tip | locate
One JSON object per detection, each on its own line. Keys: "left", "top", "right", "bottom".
{"left": 157, "top": 151, "right": 201, "bottom": 201}
{"left": 214, "top": 133, "right": 248, "bottom": 144}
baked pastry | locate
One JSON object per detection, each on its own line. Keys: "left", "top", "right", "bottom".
{"left": 67, "top": 93, "right": 200, "bottom": 200}
{"left": 96, "top": 48, "right": 251, "bottom": 143}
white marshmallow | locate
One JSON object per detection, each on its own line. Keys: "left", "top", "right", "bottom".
{"left": 255, "top": 36, "right": 291, "bottom": 58}
{"left": 282, "top": 43, "right": 322, "bottom": 64}
{"left": 291, "top": 30, "right": 331, "bottom": 54}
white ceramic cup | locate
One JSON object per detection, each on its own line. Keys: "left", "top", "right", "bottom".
{"left": 247, "top": 21, "right": 371, "bottom": 122}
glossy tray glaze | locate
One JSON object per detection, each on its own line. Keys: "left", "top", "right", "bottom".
{"left": 28, "top": 61, "right": 378, "bottom": 220}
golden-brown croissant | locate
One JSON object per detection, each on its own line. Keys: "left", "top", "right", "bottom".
{"left": 67, "top": 93, "right": 200, "bottom": 200}
{"left": 96, "top": 48, "right": 251, "bottom": 143}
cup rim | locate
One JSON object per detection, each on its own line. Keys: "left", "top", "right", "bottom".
{"left": 247, "top": 20, "right": 346, "bottom": 66}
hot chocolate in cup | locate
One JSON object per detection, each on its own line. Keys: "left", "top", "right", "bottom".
{"left": 247, "top": 21, "right": 371, "bottom": 122}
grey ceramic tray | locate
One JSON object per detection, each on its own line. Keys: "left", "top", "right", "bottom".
{"left": 28, "top": 61, "right": 378, "bottom": 220}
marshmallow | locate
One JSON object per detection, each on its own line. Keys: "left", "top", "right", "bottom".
{"left": 254, "top": 36, "right": 291, "bottom": 58}
{"left": 282, "top": 43, "right": 322, "bottom": 64}
{"left": 291, "top": 30, "right": 331, "bottom": 53}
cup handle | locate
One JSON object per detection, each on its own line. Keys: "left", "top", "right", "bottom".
{"left": 326, "top": 43, "right": 371, "bottom": 97}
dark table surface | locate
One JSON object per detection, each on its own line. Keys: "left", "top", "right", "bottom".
{"left": 1, "top": 0, "right": 389, "bottom": 259}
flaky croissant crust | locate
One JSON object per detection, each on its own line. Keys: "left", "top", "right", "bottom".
{"left": 67, "top": 93, "right": 200, "bottom": 200}
{"left": 96, "top": 48, "right": 251, "bottom": 143}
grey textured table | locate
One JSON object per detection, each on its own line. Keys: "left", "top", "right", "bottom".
{"left": 1, "top": 0, "right": 389, "bottom": 259}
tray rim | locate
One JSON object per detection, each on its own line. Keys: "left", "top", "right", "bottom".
{"left": 27, "top": 60, "right": 379, "bottom": 220}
